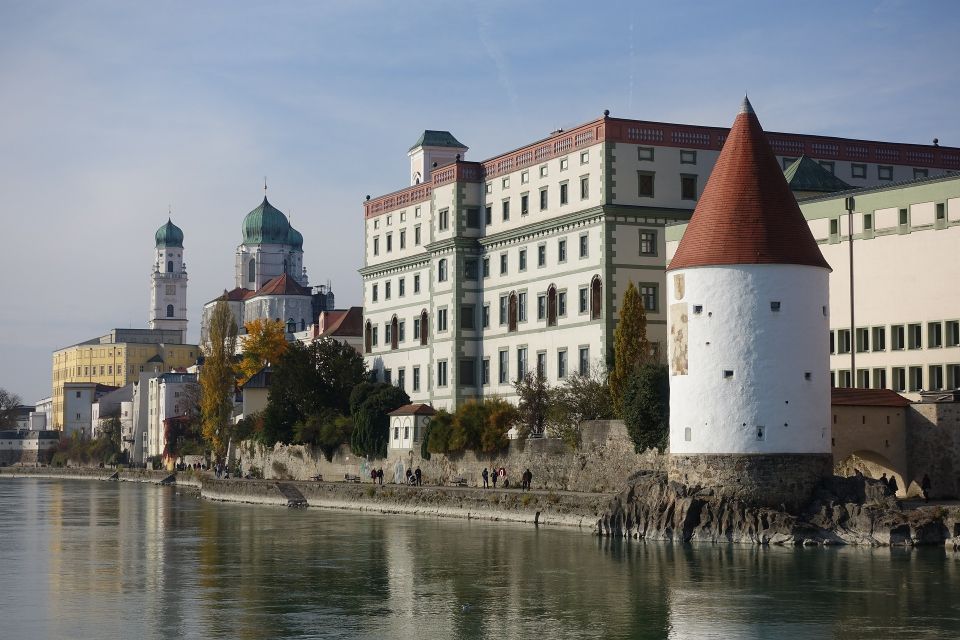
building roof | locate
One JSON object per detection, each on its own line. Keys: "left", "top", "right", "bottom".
{"left": 668, "top": 97, "right": 831, "bottom": 271}
{"left": 146, "top": 354, "right": 165, "bottom": 364}
{"left": 409, "top": 130, "right": 466, "bottom": 152}
{"left": 286, "top": 225, "right": 303, "bottom": 250}
{"left": 251, "top": 273, "right": 312, "bottom": 298}
{"left": 388, "top": 403, "right": 437, "bottom": 417}
{"left": 242, "top": 196, "right": 293, "bottom": 245}
{"left": 831, "top": 388, "right": 912, "bottom": 408}
{"left": 783, "top": 155, "right": 852, "bottom": 194}
{"left": 318, "top": 306, "right": 364, "bottom": 338}
{"left": 155, "top": 218, "right": 184, "bottom": 248}
{"left": 240, "top": 367, "right": 273, "bottom": 389}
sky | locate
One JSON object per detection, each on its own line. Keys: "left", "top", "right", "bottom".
{"left": 1, "top": 0, "right": 958, "bottom": 404}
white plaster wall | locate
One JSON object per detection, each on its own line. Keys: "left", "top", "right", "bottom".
{"left": 611, "top": 144, "right": 717, "bottom": 208}
{"left": 243, "top": 295, "right": 313, "bottom": 329}
{"left": 235, "top": 243, "right": 305, "bottom": 290}
{"left": 668, "top": 264, "right": 832, "bottom": 455}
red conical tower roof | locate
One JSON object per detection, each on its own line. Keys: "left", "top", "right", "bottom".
{"left": 668, "top": 97, "right": 830, "bottom": 271}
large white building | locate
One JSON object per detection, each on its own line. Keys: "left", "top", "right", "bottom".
{"left": 361, "top": 112, "right": 957, "bottom": 410}
{"left": 145, "top": 372, "right": 197, "bottom": 460}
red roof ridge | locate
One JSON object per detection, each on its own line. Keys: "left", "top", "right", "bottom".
{"left": 668, "top": 99, "right": 830, "bottom": 271}
{"left": 252, "top": 273, "right": 311, "bottom": 298}
{"left": 388, "top": 403, "right": 437, "bottom": 416}
{"left": 830, "top": 387, "right": 911, "bottom": 408}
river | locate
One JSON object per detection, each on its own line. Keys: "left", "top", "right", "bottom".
{"left": 1, "top": 479, "right": 958, "bottom": 639}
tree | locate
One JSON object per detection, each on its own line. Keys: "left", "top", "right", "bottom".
{"left": 426, "top": 410, "right": 454, "bottom": 454}
{"left": 237, "top": 318, "right": 288, "bottom": 384}
{"left": 0, "top": 388, "right": 23, "bottom": 427}
{"left": 200, "top": 296, "right": 238, "bottom": 460}
{"left": 514, "top": 372, "right": 551, "bottom": 440}
{"left": 349, "top": 382, "right": 409, "bottom": 458}
{"left": 622, "top": 363, "right": 670, "bottom": 453}
{"left": 609, "top": 281, "right": 652, "bottom": 417}
{"left": 479, "top": 398, "right": 518, "bottom": 454}
{"left": 550, "top": 368, "right": 614, "bottom": 426}
{"left": 293, "top": 409, "right": 353, "bottom": 462}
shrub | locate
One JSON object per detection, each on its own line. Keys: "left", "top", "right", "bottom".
{"left": 622, "top": 363, "right": 670, "bottom": 453}
{"left": 271, "top": 461, "right": 289, "bottom": 479}
{"left": 426, "top": 410, "right": 454, "bottom": 454}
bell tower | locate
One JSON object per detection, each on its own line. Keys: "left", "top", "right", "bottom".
{"left": 149, "top": 218, "right": 188, "bottom": 342}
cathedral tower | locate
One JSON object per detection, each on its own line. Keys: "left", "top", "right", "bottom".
{"left": 666, "top": 98, "right": 833, "bottom": 510}
{"left": 149, "top": 218, "right": 188, "bottom": 342}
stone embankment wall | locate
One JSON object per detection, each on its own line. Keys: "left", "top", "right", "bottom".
{"left": 0, "top": 467, "right": 175, "bottom": 483}
{"left": 238, "top": 420, "right": 664, "bottom": 494}
{"left": 908, "top": 402, "right": 960, "bottom": 499}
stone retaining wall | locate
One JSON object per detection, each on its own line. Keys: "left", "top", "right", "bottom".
{"left": 907, "top": 402, "right": 960, "bottom": 499}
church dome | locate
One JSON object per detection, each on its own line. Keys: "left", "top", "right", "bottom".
{"left": 286, "top": 225, "right": 303, "bottom": 250}
{"left": 155, "top": 218, "right": 184, "bottom": 248}
{"left": 242, "top": 197, "right": 291, "bottom": 245}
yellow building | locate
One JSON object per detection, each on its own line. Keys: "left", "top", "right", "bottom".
{"left": 52, "top": 329, "right": 198, "bottom": 430}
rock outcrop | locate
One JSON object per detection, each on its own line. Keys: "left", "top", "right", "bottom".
{"left": 598, "top": 472, "right": 960, "bottom": 547}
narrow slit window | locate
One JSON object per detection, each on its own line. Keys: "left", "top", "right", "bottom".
{"left": 770, "top": 301, "right": 781, "bottom": 312}
{"left": 756, "top": 426, "right": 765, "bottom": 441}
{"left": 693, "top": 305, "right": 703, "bottom": 314}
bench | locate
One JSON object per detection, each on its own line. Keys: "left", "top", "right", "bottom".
{"left": 309, "top": 473, "right": 323, "bottom": 482}
{"left": 450, "top": 475, "right": 467, "bottom": 487}
{"left": 344, "top": 474, "right": 361, "bottom": 483}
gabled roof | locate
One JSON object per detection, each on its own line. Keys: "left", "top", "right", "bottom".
{"left": 318, "top": 306, "right": 364, "bottom": 337}
{"left": 210, "top": 287, "right": 254, "bottom": 304}
{"left": 783, "top": 155, "right": 852, "bottom": 194}
{"left": 668, "top": 97, "right": 830, "bottom": 271}
{"left": 409, "top": 130, "right": 466, "bottom": 152}
{"left": 250, "top": 273, "right": 311, "bottom": 298}
{"left": 388, "top": 403, "right": 437, "bottom": 417}
{"left": 241, "top": 366, "right": 273, "bottom": 389}
{"left": 146, "top": 354, "right": 164, "bottom": 364}
{"left": 831, "top": 388, "right": 911, "bottom": 408}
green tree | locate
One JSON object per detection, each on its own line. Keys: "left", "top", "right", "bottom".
{"left": 349, "top": 382, "right": 409, "bottom": 459}
{"left": 426, "top": 410, "right": 454, "bottom": 454}
{"left": 609, "top": 281, "right": 652, "bottom": 417}
{"left": 622, "top": 363, "right": 670, "bottom": 453}
{"left": 514, "top": 372, "right": 551, "bottom": 440}
{"left": 479, "top": 398, "right": 518, "bottom": 454}
{"left": 200, "top": 296, "right": 238, "bottom": 460}
{"left": 0, "top": 388, "right": 23, "bottom": 427}
{"left": 449, "top": 399, "right": 487, "bottom": 452}
{"left": 293, "top": 409, "right": 353, "bottom": 462}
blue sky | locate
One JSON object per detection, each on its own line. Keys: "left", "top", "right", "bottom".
{"left": 1, "top": 0, "right": 958, "bottom": 403}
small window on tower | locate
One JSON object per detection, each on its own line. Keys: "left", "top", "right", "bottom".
{"left": 693, "top": 305, "right": 703, "bottom": 314}
{"left": 684, "top": 427, "right": 692, "bottom": 442}
{"left": 723, "top": 370, "right": 734, "bottom": 379}
{"left": 804, "top": 372, "right": 812, "bottom": 381}
{"left": 756, "top": 426, "right": 765, "bottom": 441}
{"left": 770, "top": 301, "right": 781, "bottom": 312}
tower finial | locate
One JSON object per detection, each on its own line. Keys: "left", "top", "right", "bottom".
{"left": 740, "top": 94, "right": 754, "bottom": 115}
{"left": 168, "top": 204, "right": 172, "bottom": 221}
{"left": 264, "top": 176, "right": 268, "bottom": 197}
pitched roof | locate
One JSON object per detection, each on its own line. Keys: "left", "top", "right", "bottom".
{"left": 318, "top": 306, "right": 364, "bottom": 338}
{"left": 388, "top": 403, "right": 437, "bottom": 417}
{"left": 409, "top": 130, "right": 466, "bottom": 151}
{"left": 668, "top": 97, "right": 831, "bottom": 271}
{"left": 783, "top": 155, "right": 852, "bottom": 194}
{"left": 831, "top": 388, "right": 911, "bottom": 408}
{"left": 250, "top": 273, "right": 311, "bottom": 298}
{"left": 211, "top": 287, "right": 254, "bottom": 304}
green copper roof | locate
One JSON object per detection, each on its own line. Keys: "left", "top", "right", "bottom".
{"left": 783, "top": 155, "right": 852, "bottom": 193}
{"left": 286, "top": 225, "right": 303, "bottom": 249}
{"left": 409, "top": 130, "right": 466, "bottom": 152}
{"left": 155, "top": 218, "right": 184, "bottom": 248}
{"left": 242, "top": 197, "right": 291, "bottom": 245}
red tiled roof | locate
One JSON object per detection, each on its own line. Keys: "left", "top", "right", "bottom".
{"left": 388, "top": 403, "right": 437, "bottom": 417}
{"left": 319, "top": 306, "right": 364, "bottom": 338}
{"left": 251, "top": 273, "right": 311, "bottom": 298}
{"left": 213, "top": 287, "right": 254, "bottom": 303}
{"left": 831, "top": 388, "right": 911, "bottom": 408}
{"left": 668, "top": 98, "right": 830, "bottom": 271}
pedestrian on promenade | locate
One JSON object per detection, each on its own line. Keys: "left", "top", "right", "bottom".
{"left": 371, "top": 468, "right": 377, "bottom": 483}
{"left": 492, "top": 470, "right": 498, "bottom": 488}
{"left": 415, "top": 467, "right": 422, "bottom": 486}
{"left": 880, "top": 472, "right": 889, "bottom": 491}
{"left": 522, "top": 468, "right": 533, "bottom": 491}
{"left": 922, "top": 474, "right": 932, "bottom": 502}
{"left": 406, "top": 468, "right": 413, "bottom": 485}
{"left": 889, "top": 475, "right": 899, "bottom": 496}
{"left": 378, "top": 468, "right": 384, "bottom": 485}
{"left": 482, "top": 468, "right": 489, "bottom": 488}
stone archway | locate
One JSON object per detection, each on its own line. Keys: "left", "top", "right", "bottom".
{"left": 835, "top": 450, "right": 912, "bottom": 498}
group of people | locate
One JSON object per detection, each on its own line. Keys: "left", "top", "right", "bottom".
{"left": 369, "top": 468, "right": 384, "bottom": 484}
{"left": 404, "top": 467, "right": 422, "bottom": 486}
{"left": 481, "top": 467, "right": 534, "bottom": 491}
{"left": 863, "top": 470, "right": 934, "bottom": 502}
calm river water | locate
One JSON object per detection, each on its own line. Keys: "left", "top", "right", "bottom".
{"left": 1, "top": 479, "right": 959, "bottom": 639}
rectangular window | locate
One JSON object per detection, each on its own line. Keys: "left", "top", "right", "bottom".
{"left": 580, "top": 176, "right": 589, "bottom": 199}
{"left": 892, "top": 325, "right": 905, "bottom": 350}
{"left": 516, "top": 348, "right": 527, "bottom": 381}
{"left": 909, "top": 366, "right": 923, "bottom": 392}
{"left": 638, "top": 147, "right": 654, "bottom": 161}
{"left": 936, "top": 203, "right": 946, "bottom": 221}
{"left": 413, "top": 318, "right": 420, "bottom": 341}
{"left": 558, "top": 239, "right": 567, "bottom": 262}
{"left": 579, "top": 233, "right": 588, "bottom": 258}
{"left": 638, "top": 171, "right": 654, "bottom": 197}
{"left": 482, "top": 358, "right": 490, "bottom": 385}
{"left": 372, "top": 327, "right": 378, "bottom": 347}
{"left": 461, "top": 305, "right": 475, "bottom": 330}
{"left": 857, "top": 369, "right": 870, "bottom": 388}
{"left": 373, "top": 237, "right": 379, "bottom": 256}
{"left": 908, "top": 323, "right": 922, "bottom": 349}
{"left": 872, "top": 368, "right": 887, "bottom": 390}
{"left": 521, "top": 170, "right": 529, "bottom": 184}
{"left": 437, "top": 361, "right": 448, "bottom": 388}
{"left": 398, "top": 278, "right": 405, "bottom": 297}
{"left": 639, "top": 285, "right": 657, "bottom": 312}
{"left": 500, "top": 253, "right": 508, "bottom": 275}
{"left": 482, "top": 304, "right": 490, "bottom": 329}
{"left": 537, "top": 294, "right": 546, "bottom": 320}
{"left": 413, "top": 274, "right": 421, "bottom": 293}
{"left": 557, "top": 349, "right": 568, "bottom": 379}
{"left": 914, "top": 168, "right": 929, "bottom": 180}
{"left": 872, "top": 326, "right": 886, "bottom": 351}
{"left": 899, "top": 208, "right": 909, "bottom": 226}
{"left": 560, "top": 158, "right": 568, "bottom": 171}
{"left": 385, "top": 281, "right": 391, "bottom": 300}
{"left": 680, "top": 150, "right": 697, "bottom": 164}
{"left": 437, "top": 308, "right": 448, "bottom": 332}
{"left": 818, "top": 160, "right": 835, "bottom": 175}
{"left": 578, "top": 347, "right": 589, "bottom": 376}
{"left": 439, "top": 208, "right": 449, "bottom": 231}
{"left": 864, "top": 213, "right": 873, "bottom": 230}
{"left": 502, "top": 200, "right": 510, "bottom": 222}
{"left": 413, "top": 366, "right": 420, "bottom": 391}
{"left": 946, "top": 320, "right": 960, "bottom": 347}
{"left": 466, "top": 207, "right": 480, "bottom": 228}
{"left": 681, "top": 174, "right": 698, "bottom": 201}
{"left": 851, "top": 163, "right": 867, "bottom": 179}
{"left": 459, "top": 359, "right": 476, "bottom": 386}
{"left": 539, "top": 188, "right": 548, "bottom": 211}
{"left": 519, "top": 249, "right": 527, "bottom": 271}
{"left": 830, "top": 219, "right": 839, "bottom": 237}
{"left": 499, "top": 350, "right": 509, "bottom": 384}
{"left": 536, "top": 351, "right": 547, "bottom": 378}
{"left": 892, "top": 367, "right": 906, "bottom": 392}
{"left": 521, "top": 193, "right": 529, "bottom": 215}
{"left": 499, "top": 295, "right": 508, "bottom": 325}
{"left": 372, "top": 284, "right": 378, "bottom": 302}
{"left": 639, "top": 230, "right": 657, "bottom": 255}
{"left": 537, "top": 244, "right": 546, "bottom": 267}
{"left": 581, "top": 151, "right": 589, "bottom": 164}
{"left": 464, "top": 258, "right": 478, "bottom": 280}
{"left": 929, "top": 365, "right": 944, "bottom": 391}
{"left": 560, "top": 182, "right": 568, "bottom": 205}
{"left": 414, "top": 225, "right": 421, "bottom": 245}
{"left": 399, "top": 229, "right": 406, "bottom": 249}
{"left": 856, "top": 328, "right": 869, "bottom": 353}
{"left": 879, "top": 165, "right": 893, "bottom": 181}
{"left": 485, "top": 206, "right": 492, "bottom": 226}
{"left": 929, "top": 322, "right": 943, "bottom": 348}
{"left": 579, "top": 287, "right": 588, "bottom": 314}
{"left": 837, "top": 329, "right": 851, "bottom": 354}
{"left": 482, "top": 257, "right": 490, "bottom": 278}
{"left": 558, "top": 291, "right": 567, "bottom": 316}
{"left": 397, "top": 368, "right": 406, "bottom": 391}
{"left": 518, "top": 292, "right": 527, "bottom": 322}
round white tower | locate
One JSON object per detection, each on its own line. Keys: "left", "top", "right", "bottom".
{"left": 149, "top": 218, "right": 188, "bottom": 342}
{"left": 666, "top": 98, "right": 833, "bottom": 510}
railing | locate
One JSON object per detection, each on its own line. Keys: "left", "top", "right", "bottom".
{"left": 364, "top": 183, "right": 433, "bottom": 218}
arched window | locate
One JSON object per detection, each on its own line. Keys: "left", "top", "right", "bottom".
{"left": 590, "top": 276, "right": 602, "bottom": 320}
{"left": 438, "top": 259, "right": 448, "bottom": 282}
{"left": 420, "top": 310, "right": 429, "bottom": 346}
{"left": 248, "top": 258, "right": 256, "bottom": 283}
{"left": 166, "top": 304, "right": 174, "bottom": 318}
{"left": 508, "top": 292, "right": 518, "bottom": 332}
{"left": 167, "top": 260, "right": 173, "bottom": 273}
{"left": 364, "top": 321, "right": 372, "bottom": 353}
{"left": 391, "top": 316, "right": 399, "bottom": 350}
{"left": 547, "top": 285, "right": 558, "bottom": 327}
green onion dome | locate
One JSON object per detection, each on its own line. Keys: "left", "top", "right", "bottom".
{"left": 286, "top": 225, "right": 303, "bottom": 250}
{"left": 242, "top": 197, "right": 291, "bottom": 245}
{"left": 155, "top": 218, "right": 184, "bottom": 248}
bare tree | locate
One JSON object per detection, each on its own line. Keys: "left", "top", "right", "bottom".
{"left": 0, "top": 388, "right": 24, "bottom": 428}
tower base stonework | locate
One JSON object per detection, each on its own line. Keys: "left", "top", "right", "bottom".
{"left": 668, "top": 453, "right": 834, "bottom": 512}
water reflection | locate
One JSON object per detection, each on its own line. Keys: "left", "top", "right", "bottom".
{"left": 0, "top": 479, "right": 959, "bottom": 640}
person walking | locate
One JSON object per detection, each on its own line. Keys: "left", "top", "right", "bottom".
{"left": 491, "top": 469, "right": 498, "bottom": 488}
{"left": 482, "top": 467, "right": 489, "bottom": 488}
{"left": 888, "top": 475, "right": 899, "bottom": 496}
{"left": 922, "top": 474, "right": 932, "bottom": 503}
{"left": 415, "top": 467, "right": 422, "bottom": 486}
{"left": 523, "top": 468, "right": 533, "bottom": 491}
{"left": 378, "top": 468, "right": 384, "bottom": 485}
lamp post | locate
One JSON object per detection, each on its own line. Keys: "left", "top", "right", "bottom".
{"left": 845, "top": 196, "right": 856, "bottom": 388}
